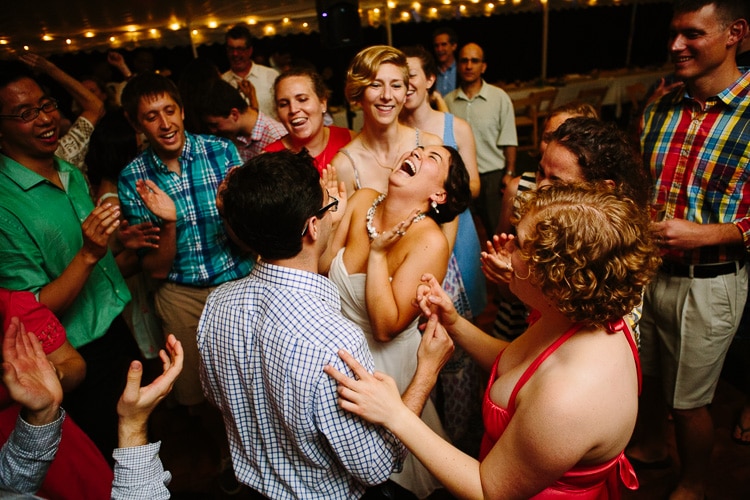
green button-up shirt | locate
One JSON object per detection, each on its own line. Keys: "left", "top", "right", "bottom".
{"left": 0, "top": 154, "right": 130, "bottom": 348}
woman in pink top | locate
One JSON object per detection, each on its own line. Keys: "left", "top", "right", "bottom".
{"left": 326, "top": 184, "right": 661, "bottom": 499}
{"left": 264, "top": 68, "right": 354, "bottom": 175}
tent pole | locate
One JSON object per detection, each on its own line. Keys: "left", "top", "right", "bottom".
{"left": 625, "top": 1, "right": 638, "bottom": 67}
{"left": 385, "top": 1, "right": 393, "bottom": 47}
{"left": 541, "top": 0, "right": 549, "bottom": 82}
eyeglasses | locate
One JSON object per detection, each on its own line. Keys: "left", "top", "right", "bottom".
{"left": 0, "top": 99, "right": 59, "bottom": 123}
{"left": 458, "top": 58, "right": 483, "bottom": 64}
{"left": 301, "top": 194, "right": 339, "bottom": 236}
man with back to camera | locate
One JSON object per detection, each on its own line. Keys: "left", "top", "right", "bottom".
{"left": 626, "top": 1, "right": 750, "bottom": 499}
{"left": 432, "top": 27, "right": 459, "bottom": 97}
{"left": 444, "top": 42, "right": 517, "bottom": 235}
{"left": 222, "top": 24, "right": 280, "bottom": 118}
{"left": 198, "top": 150, "right": 454, "bottom": 499}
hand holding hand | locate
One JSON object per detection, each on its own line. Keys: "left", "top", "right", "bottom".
{"left": 117, "top": 334, "right": 183, "bottom": 447}
{"left": 414, "top": 273, "right": 459, "bottom": 330}
{"left": 136, "top": 179, "right": 177, "bottom": 223}
{"left": 416, "top": 314, "right": 454, "bottom": 376}
{"left": 480, "top": 233, "right": 514, "bottom": 284}
{"left": 2, "top": 318, "right": 63, "bottom": 426}
{"left": 117, "top": 220, "right": 160, "bottom": 250}
{"left": 81, "top": 203, "right": 121, "bottom": 262}
{"left": 323, "top": 350, "right": 405, "bottom": 428}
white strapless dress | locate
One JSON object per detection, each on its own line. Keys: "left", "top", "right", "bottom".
{"left": 328, "top": 248, "right": 448, "bottom": 498}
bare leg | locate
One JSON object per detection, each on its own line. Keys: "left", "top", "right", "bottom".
{"left": 669, "top": 406, "right": 712, "bottom": 500}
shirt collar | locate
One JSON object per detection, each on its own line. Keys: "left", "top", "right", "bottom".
{"left": 251, "top": 260, "right": 342, "bottom": 307}
{"left": 455, "top": 79, "right": 488, "bottom": 101}
{"left": 675, "top": 69, "right": 750, "bottom": 109}
{"left": 0, "top": 154, "right": 73, "bottom": 191}
{"left": 144, "top": 131, "right": 193, "bottom": 172}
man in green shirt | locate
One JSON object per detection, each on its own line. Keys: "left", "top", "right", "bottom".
{"left": 0, "top": 63, "right": 139, "bottom": 460}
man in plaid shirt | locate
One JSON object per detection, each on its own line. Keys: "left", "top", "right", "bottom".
{"left": 627, "top": 1, "right": 750, "bottom": 498}
{"left": 118, "top": 73, "right": 253, "bottom": 411}
{"left": 200, "top": 79, "right": 286, "bottom": 163}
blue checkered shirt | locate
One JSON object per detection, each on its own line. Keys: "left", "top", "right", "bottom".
{"left": 118, "top": 132, "right": 253, "bottom": 286}
{"left": 198, "top": 261, "right": 405, "bottom": 499}
{"left": 112, "top": 442, "right": 171, "bottom": 500}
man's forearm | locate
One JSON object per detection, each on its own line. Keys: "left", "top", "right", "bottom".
{"left": 39, "top": 249, "right": 99, "bottom": 315}
{"left": 0, "top": 410, "right": 64, "bottom": 494}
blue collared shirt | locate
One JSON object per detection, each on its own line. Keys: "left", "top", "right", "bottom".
{"left": 118, "top": 132, "right": 253, "bottom": 286}
{"left": 198, "top": 261, "right": 405, "bottom": 499}
{"left": 436, "top": 60, "right": 457, "bottom": 97}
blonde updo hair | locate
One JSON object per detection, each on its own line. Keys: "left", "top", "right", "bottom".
{"left": 344, "top": 45, "right": 409, "bottom": 104}
{"left": 514, "top": 183, "right": 660, "bottom": 327}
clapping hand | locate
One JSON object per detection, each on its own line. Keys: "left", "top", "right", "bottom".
{"left": 2, "top": 318, "right": 63, "bottom": 426}
{"left": 480, "top": 233, "right": 514, "bottom": 284}
{"left": 117, "top": 334, "right": 183, "bottom": 447}
{"left": 136, "top": 180, "right": 177, "bottom": 223}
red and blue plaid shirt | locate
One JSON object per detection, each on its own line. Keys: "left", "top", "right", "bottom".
{"left": 641, "top": 70, "right": 750, "bottom": 265}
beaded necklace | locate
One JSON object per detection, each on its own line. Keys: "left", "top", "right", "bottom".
{"left": 366, "top": 194, "right": 427, "bottom": 240}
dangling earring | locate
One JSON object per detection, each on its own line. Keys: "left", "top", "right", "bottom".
{"left": 431, "top": 200, "right": 439, "bottom": 214}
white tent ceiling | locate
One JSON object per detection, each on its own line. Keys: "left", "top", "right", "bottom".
{"left": 0, "top": 0, "right": 666, "bottom": 57}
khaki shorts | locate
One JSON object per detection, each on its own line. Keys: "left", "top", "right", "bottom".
{"left": 639, "top": 265, "right": 748, "bottom": 409}
{"left": 154, "top": 281, "right": 216, "bottom": 406}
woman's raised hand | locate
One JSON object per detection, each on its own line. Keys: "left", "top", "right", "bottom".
{"left": 321, "top": 164, "right": 348, "bottom": 226}
{"left": 480, "top": 233, "right": 514, "bottom": 284}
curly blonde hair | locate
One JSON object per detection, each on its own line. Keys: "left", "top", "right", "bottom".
{"left": 344, "top": 45, "right": 408, "bottom": 104}
{"left": 514, "top": 184, "right": 661, "bottom": 327}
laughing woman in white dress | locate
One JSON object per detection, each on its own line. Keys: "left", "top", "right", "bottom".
{"left": 322, "top": 145, "right": 471, "bottom": 498}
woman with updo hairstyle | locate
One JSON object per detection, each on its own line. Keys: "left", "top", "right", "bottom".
{"left": 327, "top": 183, "right": 661, "bottom": 499}
{"left": 265, "top": 67, "right": 354, "bottom": 175}
{"left": 330, "top": 45, "right": 442, "bottom": 196}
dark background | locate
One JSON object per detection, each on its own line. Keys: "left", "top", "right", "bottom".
{"left": 45, "top": 3, "right": 673, "bottom": 108}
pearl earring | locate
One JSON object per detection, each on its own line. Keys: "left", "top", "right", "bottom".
{"left": 431, "top": 200, "right": 439, "bottom": 213}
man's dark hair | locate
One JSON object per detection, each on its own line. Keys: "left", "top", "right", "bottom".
{"left": 0, "top": 62, "right": 38, "bottom": 110}
{"left": 220, "top": 150, "right": 323, "bottom": 260}
{"left": 226, "top": 24, "right": 254, "bottom": 47}
{"left": 549, "top": 117, "right": 651, "bottom": 208}
{"left": 432, "top": 26, "right": 457, "bottom": 45}
{"left": 430, "top": 146, "right": 472, "bottom": 224}
{"left": 673, "top": 0, "right": 746, "bottom": 25}
{"left": 121, "top": 72, "right": 182, "bottom": 123}
{"left": 200, "top": 79, "right": 249, "bottom": 119}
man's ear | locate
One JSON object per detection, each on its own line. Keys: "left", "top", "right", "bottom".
{"left": 728, "top": 19, "right": 748, "bottom": 47}
{"left": 229, "top": 108, "right": 241, "bottom": 121}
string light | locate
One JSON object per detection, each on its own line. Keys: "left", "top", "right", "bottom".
{"left": 0, "top": 1, "right": 641, "bottom": 56}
